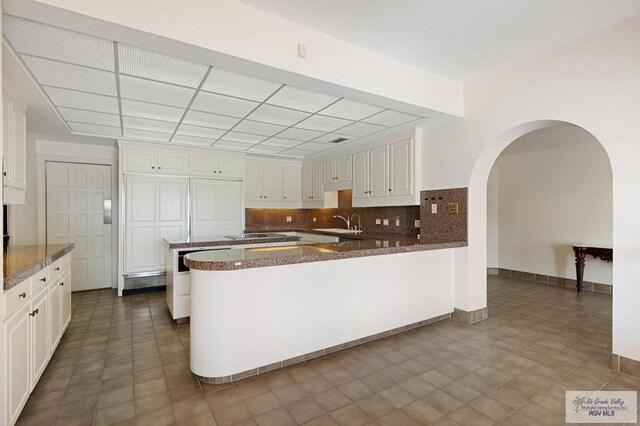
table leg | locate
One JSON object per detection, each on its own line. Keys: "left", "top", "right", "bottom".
{"left": 575, "top": 250, "right": 586, "bottom": 293}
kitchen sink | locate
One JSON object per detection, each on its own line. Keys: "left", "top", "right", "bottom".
{"left": 312, "top": 228, "right": 364, "bottom": 234}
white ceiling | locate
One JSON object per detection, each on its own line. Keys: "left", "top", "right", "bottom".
{"left": 239, "top": 0, "right": 640, "bottom": 81}
{"left": 2, "top": 15, "right": 425, "bottom": 158}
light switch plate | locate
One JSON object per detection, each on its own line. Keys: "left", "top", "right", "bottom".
{"left": 286, "top": 216, "right": 292, "bottom": 223}
{"left": 375, "top": 218, "right": 381, "bottom": 225}
{"left": 313, "top": 217, "right": 316, "bottom": 222}
{"left": 431, "top": 203, "right": 437, "bottom": 214}
{"left": 395, "top": 217, "right": 400, "bottom": 227}
{"left": 414, "top": 219, "right": 421, "bottom": 228}
{"left": 383, "top": 218, "right": 389, "bottom": 226}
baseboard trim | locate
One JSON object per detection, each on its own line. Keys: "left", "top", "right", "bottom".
{"left": 454, "top": 307, "right": 489, "bottom": 325}
{"left": 612, "top": 353, "right": 640, "bottom": 379}
{"left": 490, "top": 267, "right": 612, "bottom": 294}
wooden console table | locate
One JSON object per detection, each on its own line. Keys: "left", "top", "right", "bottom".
{"left": 572, "top": 245, "right": 613, "bottom": 292}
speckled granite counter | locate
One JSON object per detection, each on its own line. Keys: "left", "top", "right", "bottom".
{"left": 163, "top": 234, "right": 300, "bottom": 249}
{"left": 243, "top": 227, "right": 396, "bottom": 240}
{"left": 185, "top": 237, "right": 466, "bottom": 271}
{"left": 3, "top": 244, "right": 75, "bottom": 291}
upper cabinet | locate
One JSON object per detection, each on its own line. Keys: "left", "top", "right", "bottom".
{"left": 323, "top": 154, "right": 352, "bottom": 185}
{"left": 3, "top": 91, "right": 27, "bottom": 204}
{"left": 302, "top": 163, "right": 324, "bottom": 207}
{"left": 245, "top": 157, "right": 302, "bottom": 208}
{"left": 119, "top": 143, "right": 245, "bottom": 180}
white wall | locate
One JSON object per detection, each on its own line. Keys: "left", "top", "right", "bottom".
{"left": 423, "top": 16, "right": 640, "bottom": 361}
{"left": 486, "top": 165, "right": 499, "bottom": 268}
{"left": 488, "top": 125, "right": 612, "bottom": 283}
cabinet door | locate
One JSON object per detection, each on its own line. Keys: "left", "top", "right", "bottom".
{"left": 282, "top": 166, "right": 302, "bottom": 201}
{"left": 11, "top": 102, "right": 27, "bottom": 189}
{"left": 312, "top": 163, "right": 324, "bottom": 201}
{"left": 122, "top": 149, "right": 157, "bottom": 173}
{"left": 322, "top": 160, "right": 336, "bottom": 185}
{"left": 189, "top": 154, "right": 218, "bottom": 177}
{"left": 336, "top": 155, "right": 352, "bottom": 183}
{"left": 302, "top": 166, "right": 313, "bottom": 201}
{"left": 31, "top": 290, "right": 49, "bottom": 388}
{"left": 217, "top": 181, "right": 243, "bottom": 235}
{"left": 157, "top": 179, "right": 188, "bottom": 267}
{"left": 3, "top": 93, "right": 12, "bottom": 186}
{"left": 126, "top": 177, "right": 158, "bottom": 273}
{"left": 389, "top": 139, "right": 412, "bottom": 196}
{"left": 48, "top": 279, "right": 62, "bottom": 352}
{"left": 157, "top": 151, "right": 189, "bottom": 175}
{"left": 352, "top": 151, "right": 369, "bottom": 199}
{"left": 218, "top": 154, "right": 244, "bottom": 179}
{"left": 263, "top": 165, "right": 283, "bottom": 201}
{"left": 245, "top": 162, "right": 263, "bottom": 201}
{"left": 61, "top": 270, "right": 72, "bottom": 330}
{"left": 369, "top": 145, "right": 389, "bottom": 198}
{"left": 5, "top": 304, "right": 30, "bottom": 426}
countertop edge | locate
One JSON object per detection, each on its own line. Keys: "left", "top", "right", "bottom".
{"left": 4, "top": 244, "right": 75, "bottom": 291}
{"left": 185, "top": 241, "right": 467, "bottom": 271}
{"left": 163, "top": 236, "right": 301, "bottom": 249}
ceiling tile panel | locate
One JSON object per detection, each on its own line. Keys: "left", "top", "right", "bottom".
{"left": 293, "top": 142, "right": 332, "bottom": 152}
{"left": 248, "top": 145, "right": 286, "bottom": 154}
{"left": 191, "top": 91, "right": 259, "bottom": 118}
{"left": 120, "top": 75, "right": 195, "bottom": 107}
{"left": 118, "top": 44, "right": 209, "bottom": 88}
{"left": 339, "top": 122, "right": 387, "bottom": 137}
{"left": 182, "top": 110, "right": 240, "bottom": 129}
{"left": 171, "top": 134, "right": 215, "bottom": 146}
{"left": 175, "top": 124, "right": 226, "bottom": 139}
{"left": 222, "top": 131, "right": 267, "bottom": 144}
{"left": 311, "top": 133, "right": 353, "bottom": 144}
{"left": 58, "top": 107, "right": 120, "bottom": 127}
{"left": 22, "top": 55, "right": 117, "bottom": 96}
{"left": 260, "top": 138, "right": 303, "bottom": 148}
{"left": 68, "top": 122, "right": 121, "bottom": 137}
{"left": 124, "top": 128, "right": 172, "bottom": 142}
{"left": 212, "top": 140, "right": 254, "bottom": 150}
{"left": 44, "top": 87, "right": 119, "bottom": 114}
{"left": 247, "top": 104, "right": 310, "bottom": 126}
{"left": 203, "top": 67, "right": 281, "bottom": 101}
{"left": 266, "top": 85, "right": 338, "bottom": 112}
{"left": 232, "top": 120, "right": 286, "bottom": 136}
{"left": 362, "top": 109, "right": 419, "bottom": 126}
{"left": 280, "top": 148, "right": 314, "bottom": 158}
{"left": 123, "top": 116, "right": 178, "bottom": 133}
{"left": 294, "top": 114, "right": 353, "bottom": 132}
{"left": 320, "top": 99, "right": 384, "bottom": 120}
{"left": 3, "top": 15, "right": 115, "bottom": 70}
{"left": 121, "top": 99, "right": 184, "bottom": 122}
{"left": 276, "top": 127, "right": 325, "bottom": 141}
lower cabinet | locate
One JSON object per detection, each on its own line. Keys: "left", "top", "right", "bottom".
{"left": 3, "top": 253, "right": 73, "bottom": 425}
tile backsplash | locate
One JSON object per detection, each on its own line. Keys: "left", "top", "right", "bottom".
{"left": 246, "top": 190, "right": 420, "bottom": 236}
{"left": 420, "top": 188, "right": 467, "bottom": 243}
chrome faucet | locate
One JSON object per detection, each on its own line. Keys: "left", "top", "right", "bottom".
{"left": 350, "top": 213, "right": 361, "bottom": 231}
{"left": 333, "top": 214, "right": 350, "bottom": 230}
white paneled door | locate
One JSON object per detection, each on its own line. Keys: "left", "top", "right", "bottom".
{"left": 190, "top": 179, "right": 243, "bottom": 237}
{"left": 46, "top": 162, "right": 112, "bottom": 291}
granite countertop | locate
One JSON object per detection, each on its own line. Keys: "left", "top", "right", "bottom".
{"left": 163, "top": 234, "right": 300, "bottom": 249}
{"left": 184, "top": 236, "right": 466, "bottom": 271}
{"left": 243, "top": 227, "right": 390, "bottom": 240}
{"left": 3, "top": 244, "right": 75, "bottom": 291}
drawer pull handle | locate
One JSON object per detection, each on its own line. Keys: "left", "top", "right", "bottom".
{"left": 60, "top": 282, "right": 64, "bottom": 286}
{"left": 18, "top": 292, "right": 27, "bottom": 298}
{"left": 55, "top": 267, "right": 60, "bottom": 271}
{"left": 40, "top": 277, "right": 47, "bottom": 282}
{"left": 29, "top": 309, "right": 39, "bottom": 317}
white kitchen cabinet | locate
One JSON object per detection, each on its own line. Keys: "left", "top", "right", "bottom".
{"left": 245, "top": 158, "right": 302, "bottom": 207}
{"left": 190, "top": 179, "right": 243, "bottom": 237}
{"left": 302, "top": 166, "right": 313, "bottom": 201}
{"left": 4, "top": 304, "right": 30, "bottom": 426}
{"left": 369, "top": 145, "right": 389, "bottom": 198}
{"left": 48, "top": 278, "right": 62, "bottom": 353}
{"left": 30, "top": 289, "right": 49, "bottom": 388}
{"left": 353, "top": 151, "right": 369, "bottom": 199}
{"left": 389, "top": 138, "right": 413, "bottom": 196}
{"left": 189, "top": 152, "right": 244, "bottom": 180}
{"left": 296, "top": 232, "right": 340, "bottom": 243}
{"left": 302, "top": 163, "right": 325, "bottom": 207}
{"left": 125, "top": 176, "right": 188, "bottom": 274}
{"left": 3, "top": 91, "right": 27, "bottom": 204}
{"left": 312, "top": 163, "right": 324, "bottom": 201}
{"left": 323, "top": 155, "right": 352, "bottom": 185}
{"left": 122, "top": 148, "right": 189, "bottom": 175}
{"left": 61, "top": 269, "right": 72, "bottom": 331}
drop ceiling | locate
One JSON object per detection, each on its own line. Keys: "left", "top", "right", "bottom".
{"left": 2, "top": 15, "right": 425, "bottom": 158}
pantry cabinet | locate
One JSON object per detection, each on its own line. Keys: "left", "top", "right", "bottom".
{"left": 189, "top": 152, "right": 244, "bottom": 180}
{"left": 121, "top": 148, "right": 189, "bottom": 175}
{"left": 3, "top": 91, "right": 27, "bottom": 204}
{"left": 3, "top": 252, "right": 73, "bottom": 426}
{"left": 245, "top": 158, "right": 302, "bottom": 207}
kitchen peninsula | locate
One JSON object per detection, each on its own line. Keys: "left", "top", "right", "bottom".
{"left": 185, "top": 236, "right": 465, "bottom": 383}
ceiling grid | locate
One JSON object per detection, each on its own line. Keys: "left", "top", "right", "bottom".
{"left": 2, "top": 14, "right": 425, "bottom": 158}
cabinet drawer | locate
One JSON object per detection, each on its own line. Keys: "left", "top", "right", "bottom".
{"left": 59, "top": 253, "right": 72, "bottom": 271}
{"left": 30, "top": 268, "right": 50, "bottom": 295}
{"left": 49, "top": 259, "right": 62, "bottom": 280}
{"left": 4, "top": 279, "right": 31, "bottom": 320}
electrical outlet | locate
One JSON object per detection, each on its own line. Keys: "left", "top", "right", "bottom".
{"left": 383, "top": 218, "right": 389, "bottom": 226}
{"left": 297, "top": 43, "right": 307, "bottom": 58}
{"left": 414, "top": 219, "right": 421, "bottom": 228}
{"left": 286, "top": 216, "right": 292, "bottom": 223}
{"left": 395, "top": 216, "right": 400, "bottom": 227}
{"left": 375, "top": 218, "right": 381, "bottom": 225}
{"left": 312, "top": 217, "right": 316, "bottom": 222}
{"left": 431, "top": 203, "right": 438, "bottom": 214}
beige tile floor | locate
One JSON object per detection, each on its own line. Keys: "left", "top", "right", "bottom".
{"left": 16, "top": 275, "right": 640, "bottom": 425}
